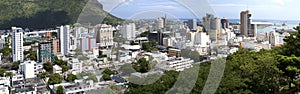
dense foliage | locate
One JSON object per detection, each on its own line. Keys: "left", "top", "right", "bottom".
{"left": 0, "top": 0, "right": 123, "bottom": 29}
{"left": 48, "top": 73, "right": 63, "bottom": 85}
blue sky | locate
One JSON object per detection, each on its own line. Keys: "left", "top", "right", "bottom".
{"left": 98, "top": 0, "right": 300, "bottom": 20}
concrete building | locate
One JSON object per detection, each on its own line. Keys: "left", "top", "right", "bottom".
{"left": 0, "top": 85, "right": 9, "bottom": 94}
{"left": 268, "top": 31, "right": 290, "bottom": 47}
{"left": 79, "top": 36, "right": 97, "bottom": 52}
{"left": 68, "top": 59, "right": 83, "bottom": 75}
{"left": 168, "top": 48, "right": 181, "bottom": 57}
{"left": 156, "top": 17, "right": 166, "bottom": 30}
{"left": 221, "top": 18, "right": 229, "bottom": 29}
{"left": 38, "top": 40, "right": 54, "bottom": 63}
{"left": 240, "top": 10, "right": 257, "bottom": 37}
{"left": 187, "top": 19, "right": 197, "bottom": 30}
{"left": 53, "top": 65, "right": 62, "bottom": 74}
{"left": 12, "top": 27, "right": 24, "bottom": 62}
{"left": 164, "top": 57, "right": 193, "bottom": 71}
{"left": 53, "top": 39, "right": 59, "bottom": 55}
{"left": 95, "top": 24, "right": 114, "bottom": 48}
{"left": 0, "top": 77, "right": 10, "bottom": 86}
{"left": 203, "top": 14, "right": 221, "bottom": 32}
{"left": 163, "top": 38, "right": 172, "bottom": 47}
{"left": 19, "top": 60, "right": 37, "bottom": 79}
{"left": 59, "top": 25, "right": 70, "bottom": 56}
{"left": 194, "top": 32, "right": 211, "bottom": 55}
{"left": 120, "top": 23, "right": 136, "bottom": 40}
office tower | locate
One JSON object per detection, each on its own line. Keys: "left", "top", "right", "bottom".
{"left": 120, "top": 23, "right": 136, "bottom": 40}
{"left": 59, "top": 25, "right": 70, "bottom": 56}
{"left": 187, "top": 19, "right": 197, "bottom": 30}
{"left": 12, "top": 27, "right": 24, "bottom": 62}
{"left": 95, "top": 24, "right": 114, "bottom": 48}
{"left": 156, "top": 17, "right": 166, "bottom": 30}
{"left": 240, "top": 10, "right": 256, "bottom": 37}
{"left": 203, "top": 14, "right": 221, "bottom": 32}
{"left": 221, "top": 18, "right": 229, "bottom": 29}
{"left": 38, "top": 39, "right": 54, "bottom": 63}
{"left": 203, "top": 14, "right": 221, "bottom": 41}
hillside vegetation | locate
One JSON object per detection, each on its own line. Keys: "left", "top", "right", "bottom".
{"left": 0, "top": 0, "right": 123, "bottom": 29}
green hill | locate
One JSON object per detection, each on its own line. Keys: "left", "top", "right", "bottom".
{"left": 0, "top": 0, "right": 123, "bottom": 30}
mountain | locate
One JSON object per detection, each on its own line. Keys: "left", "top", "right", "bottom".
{"left": 0, "top": 0, "right": 123, "bottom": 30}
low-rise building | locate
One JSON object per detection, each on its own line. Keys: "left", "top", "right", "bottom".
{"left": 68, "top": 59, "right": 83, "bottom": 75}
{"left": 53, "top": 65, "right": 62, "bottom": 74}
{"left": 163, "top": 57, "right": 193, "bottom": 71}
{"left": 0, "top": 85, "right": 9, "bottom": 94}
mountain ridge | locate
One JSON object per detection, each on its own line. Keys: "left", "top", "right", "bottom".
{"left": 0, "top": 0, "right": 123, "bottom": 30}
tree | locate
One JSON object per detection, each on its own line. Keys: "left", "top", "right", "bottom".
{"left": 103, "top": 68, "right": 114, "bottom": 75}
{"left": 48, "top": 73, "right": 63, "bottom": 85}
{"left": 0, "top": 68, "right": 5, "bottom": 77}
{"left": 11, "top": 61, "right": 21, "bottom": 70}
{"left": 66, "top": 74, "right": 77, "bottom": 82}
{"left": 38, "top": 72, "right": 48, "bottom": 79}
{"left": 102, "top": 74, "right": 111, "bottom": 81}
{"left": 56, "top": 85, "right": 64, "bottom": 94}
{"left": 280, "top": 25, "right": 300, "bottom": 56}
{"left": 142, "top": 42, "right": 158, "bottom": 52}
{"left": 132, "top": 58, "right": 151, "bottom": 73}
{"left": 43, "top": 62, "right": 53, "bottom": 74}
{"left": 277, "top": 55, "right": 300, "bottom": 88}
{"left": 61, "top": 65, "right": 70, "bottom": 73}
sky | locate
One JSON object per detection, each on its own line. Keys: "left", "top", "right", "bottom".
{"left": 98, "top": 0, "right": 300, "bottom": 20}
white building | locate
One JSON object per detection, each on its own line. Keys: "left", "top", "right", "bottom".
{"left": 163, "top": 38, "right": 172, "bottom": 47}
{"left": 19, "top": 60, "right": 37, "bottom": 79}
{"left": 0, "top": 77, "right": 10, "bottom": 86}
{"left": 68, "top": 59, "right": 83, "bottom": 75}
{"left": 95, "top": 24, "right": 114, "bottom": 48}
{"left": 12, "top": 27, "right": 24, "bottom": 62}
{"left": 164, "top": 57, "right": 193, "bottom": 71}
{"left": 0, "top": 85, "right": 9, "bottom": 94}
{"left": 59, "top": 25, "right": 70, "bottom": 56}
{"left": 120, "top": 23, "right": 136, "bottom": 40}
{"left": 53, "top": 65, "right": 62, "bottom": 74}
{"left": 268, "top": 31, "right": 290, "bottom": 47}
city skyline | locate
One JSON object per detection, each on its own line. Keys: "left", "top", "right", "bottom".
{"left": 99, "top": 0, "right": 300, "bottom": 20}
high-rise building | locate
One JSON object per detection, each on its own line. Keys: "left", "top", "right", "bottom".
{"left": 19, "top": 60, "right": 37, "bottom": 79}
{"left": 95, "top": 24, "right": 114, "bottom": 48}
{"left": 240, "top": 10, "right": 256, "bottom": 37}
{"left": 38, "top": 39, "right": 54, "bottom": 63}
{"left": 79, "top": 36, "right": 97, "bottom": 52}
{"left": 221, "top": 18, "right": 229, "bottom": 29}
{"left": 59, "top": 25, "right": 70, "bottom": 56}
{"left": 203, "top": 14, "right": 221, "bottom": 32}
{"left": 156, "top": 17, "right": 166, "bottom": 30}
{"left": 12, "top": 27, "right": 24, "bottom": 62}
{"left": 52, "top": 39, "right": 59, "bottom": 55}
{"left": 187, "top": 19, "right": 197, "bottom": 30}
{"left": 120, "top": 23, "right": 136, "bottom": 40}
